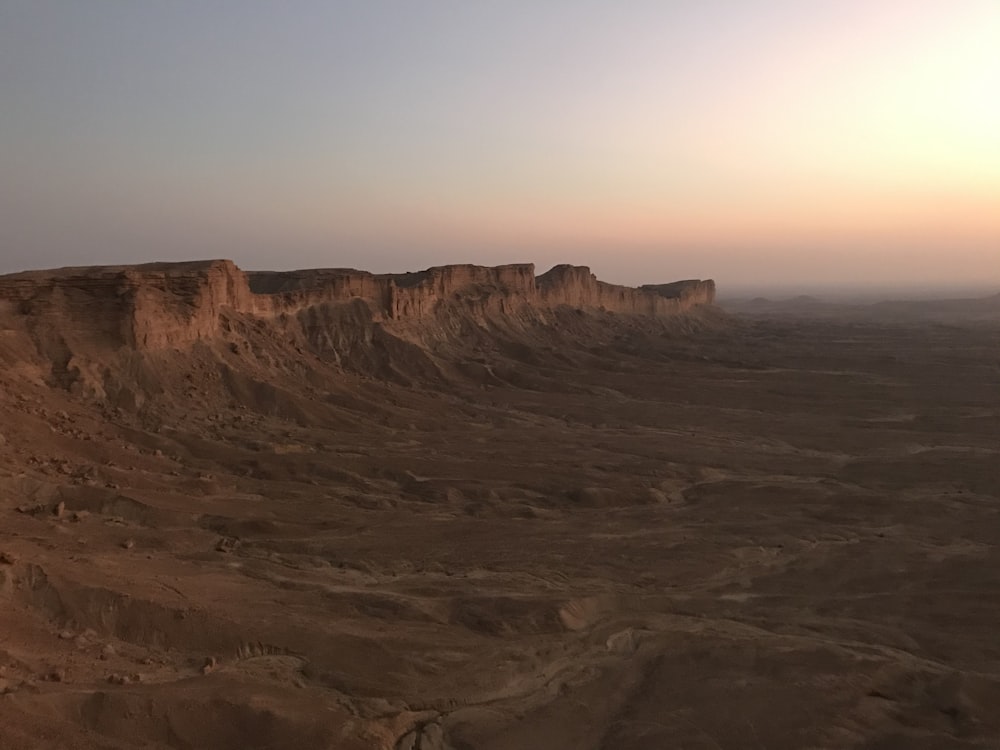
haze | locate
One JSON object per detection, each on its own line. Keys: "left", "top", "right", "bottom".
{"left": 1, "top": 1, "right": 997, "bottom": 290}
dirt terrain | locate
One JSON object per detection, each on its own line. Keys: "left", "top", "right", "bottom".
{"left": 1, "top": 260, "right": 999, "bottom": 749}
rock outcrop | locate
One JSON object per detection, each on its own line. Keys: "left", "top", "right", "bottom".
{"left": 538, "top": 265, "right": 715, "bottom": 316}
{"left": 0, "top": 259, "right": 715, "bottom": 397}
{"left": 0, "top": 259, "right": 713, "bottom": 351}
{"left": 0, "top": 260, "right": 253, "bottom": 351}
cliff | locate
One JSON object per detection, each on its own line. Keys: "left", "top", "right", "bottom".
{"left": 0, "top": 260, "right": 254, "bottom": 351}
{"left": 0, "top": 259, "right": 710, "bottom": 344}
{"left": 0, "top": 259, "right": 715, "bottom": 396}
{"left": 538, "top": 265, "right": 715, "bottom": 315}
{"left": 245, "top": 262, "right": 712, "bottom": 325}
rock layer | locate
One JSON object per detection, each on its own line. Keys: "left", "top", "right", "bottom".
{"left": 0, "top": 260, "right": 715, "bottom": 353}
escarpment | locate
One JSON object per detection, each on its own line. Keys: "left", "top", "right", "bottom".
{"left": 0, "top": 259, "right": 716, "bottom": 397}
{"left": 0, "top": 260, "right": 254, "bottom": 351}
{"left": 538, "top": 265, "right": 715, "bottom": 315}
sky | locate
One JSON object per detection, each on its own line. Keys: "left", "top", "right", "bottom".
{"left": 1, "top": 1, "right": 998, "bottom": 290}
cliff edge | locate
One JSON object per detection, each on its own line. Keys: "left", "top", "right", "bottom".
{"left": 0, "top": 259, "right": 714, "bottom": 348}
{"left": 0, "top": 259, "right": 716, "bottom": 400}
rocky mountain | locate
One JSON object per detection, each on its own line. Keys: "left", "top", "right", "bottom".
{"left": 0, "top": 259, "right": 716, "bottom": 406}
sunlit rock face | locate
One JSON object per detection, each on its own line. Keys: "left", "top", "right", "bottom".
{"left": 0, "top": 259, "right": 716, "bottom": 399}
{"left": 0, "top": 258, "right": 714, "bottom": 350}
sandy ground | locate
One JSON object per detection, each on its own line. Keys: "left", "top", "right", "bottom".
{"left": 1, "top": 306, "right": 999, "bottom": 749}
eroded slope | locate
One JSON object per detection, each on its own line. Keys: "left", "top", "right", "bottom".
{"left": 1, "top": 262, "right": 999, "bottom": 749}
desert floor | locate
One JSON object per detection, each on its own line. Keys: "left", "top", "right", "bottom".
{"left": 2, "top": 308, "right": 999, "bottom": 749}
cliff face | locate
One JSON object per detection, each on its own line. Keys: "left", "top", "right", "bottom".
{"left": 0, "top": 260, "right": 714, "bottom": 366}
{"left": 386, "top": 264, "right": 537, "bottom": 320}
{"left": 126, "top": 261, "right": 254, "bottom": 348}
{"left": 538, "top": 265, "right": 715, "bottom": 315}
{"left": 242, "top": 262, "right": 712, "bottom": 327}
{"left": 0, "top": 260, "right": 254, "bottom": 352}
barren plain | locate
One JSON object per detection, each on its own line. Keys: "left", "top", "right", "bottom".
{"left": 1, "top": 261, "right": 999, "bottom": 749}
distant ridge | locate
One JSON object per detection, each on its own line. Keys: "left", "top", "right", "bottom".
{"left": 0, "top": 260, "right": 716, "bottom": 402}
{"left": 0, "top": 260, "right": 715, "bottom": 351}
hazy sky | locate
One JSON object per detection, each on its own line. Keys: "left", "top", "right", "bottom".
{"left": 1, "top": 1, "right": 997, "bottom": 288}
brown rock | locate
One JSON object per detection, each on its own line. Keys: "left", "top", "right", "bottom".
{"left": 606, "top": 628, "right": 640, "bottom": 655}
{"left": 0, "top": 259, "right": 713, "bottom": 372}
{"left": 215, "top": 536, "right": 240, "bottom": 553}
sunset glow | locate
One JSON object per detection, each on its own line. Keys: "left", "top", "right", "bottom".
{"left": 1, "top": 1, "right": 997, "bottom": 289}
